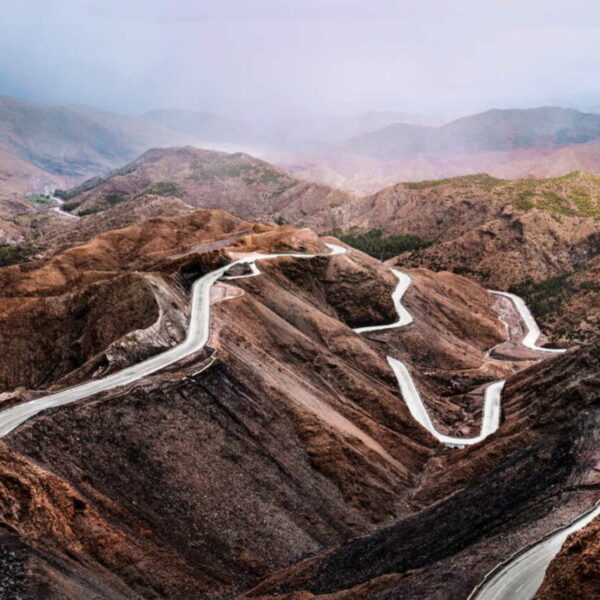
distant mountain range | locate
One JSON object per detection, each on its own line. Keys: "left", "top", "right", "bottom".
{"left": 341, "top": 107, "right": 600, "bottom": 159}
{"left": 5, "top": 94, "right": 600, "bottom": 204}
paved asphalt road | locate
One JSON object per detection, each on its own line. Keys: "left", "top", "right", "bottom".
{"left": 0, "top": 242, "right": 346, "bottom": 437}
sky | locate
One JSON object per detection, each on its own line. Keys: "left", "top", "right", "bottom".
{"left": 1, "top": 0, "right": 600, "bottom": 119}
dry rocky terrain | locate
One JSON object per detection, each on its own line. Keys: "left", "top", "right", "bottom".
{"left": 0, "top": 207, "right": 590, "bottom": 598}
{"left": 59, "top": 146, "right": 352, "bottom": 223}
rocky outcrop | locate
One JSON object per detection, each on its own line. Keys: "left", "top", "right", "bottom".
{"left": 535, "top": 514, "right": 600, "bottom": 600}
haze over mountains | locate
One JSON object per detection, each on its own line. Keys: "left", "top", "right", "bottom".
{"left": 8, "top": 94, "right": 600, "bottom": 202}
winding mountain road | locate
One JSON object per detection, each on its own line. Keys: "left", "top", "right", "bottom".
{"left": 355, "top": 268, "right": 577, "bottom": 598}
{"left": 0, "top": 242, "right": 345, "bottom": 437}
{"left": 490, "top": 290, "right": 566, "bottom": 353}
{"left": 43, "top": 185, "right": 80, "bottom": 220}
{"left": 354, "top": 269, "right": 413, "bottom": 332}
{"left": 352, "top": 266, "right": 505, "bottom": 447}
{"left": 388, "top": 357, "right": 504, "bottom": 448}
{"left": 0, "top": 235, "right": 576, "bottom": 599}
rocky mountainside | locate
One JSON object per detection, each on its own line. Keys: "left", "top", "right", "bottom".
{"left": 290, "top": 171, "right": 598, "bottom": 345}
{"left": 0, "top": 204, "right": 582, "bottom": 599}
{"left": 242, "top": 339, "right": 600, "bottom": 600}
{"left": 57, "top": 146, "right": 352, "bottom": 222}
{"left": 54, "top": 153, "right": 600, "bottom": 346}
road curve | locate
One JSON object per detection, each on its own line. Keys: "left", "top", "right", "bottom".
{"left": 469, "top": 501, "right": 600, "bottom": 600}
{"left": 354, "top": 269, "right": 413, "bottom": 332}
{"left": 388, "top": 357, "right": 504, "bottom": 448}
{"left": 0, "top": 242, "right": 346, "bottom": 437}
{"left": 353, "top": 266, "right": 504, "bottom": 447}
{"left": 490, "top": 290, "right": 566, "bottom": 353}
{"left": 43, "top": 185, "right": 80, "bottom": 220}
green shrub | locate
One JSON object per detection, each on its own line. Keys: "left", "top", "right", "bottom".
{"left": 333, "top": 228, "right": 433, "bottom": 260}
{"left": 62, "top": 201, "right": 80, "bottom": 212}
{"left": 0, "top": 244, "right": 37, "bottom": 266}
{"left": 78, "top": 206, "right": 102, "bottom": 216}
{"left": 509, "top": 273, "right": 574, "bottom": 318}
{"left": 143, "top": 181, "right": 183, "bottom": 196}
{"left": 26, "top": 194, "right": 52, "bottom": 208}
{"left": 103, "top": 194, "right": 125, "bottom": 206}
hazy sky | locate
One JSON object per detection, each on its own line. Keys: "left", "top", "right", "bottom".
{"left": 2, "top": 0, "right": 600, "bottom": 118}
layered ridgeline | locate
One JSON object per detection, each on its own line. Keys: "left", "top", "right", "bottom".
{"left": 341, "top": 107, "right": 600, "bottom": 159}
{"left": 285, "top": 106, "right": 600, "bottom": 194}
{"left": 54, "top": 146, "right": 352, "bottom": 221}
{"left": 51, "top": 149, "right": 600, "bottom": 345}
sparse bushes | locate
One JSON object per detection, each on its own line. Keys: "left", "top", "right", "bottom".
{"left": 78, "top": 206, "right": 102, "bottom": 216}
{"left": 509, "top": 273, "right": 573, "bottom": 317}
{"left": 26, "top": 194, "right": 52, "bottom": 208}
{"left": 333, "top": 228, "right": 433, "bottom": 260}
{"left": 0, "top": 244, "right": 37, "bottom": 266}
{"left": 406, "top": 174, "right": 502, "bottom": 191}
{"left": 62, "top": 201, "right": 80, "bottom": 212}
{"left": 104, "top": 194, "right": 125, "bottom": 206}
{"left": 143, "top": 181, "right": 183, "bottom": 197}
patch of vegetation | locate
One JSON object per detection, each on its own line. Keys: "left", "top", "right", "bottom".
{"left": 332, "top": 228, "right": 433, "bottom": 260}
{"left": 509, "top": 273, "right": 574, "bottom": 318}
{"left": 11, "top": 214, "right": 45, "bottom": 224}
{"left": 78, "top": 206, "right": 102, "bottom": 216}
{"left": 513, "top": 190, "right": 535, "bottom": 211}
{"left": 62, "top": 200, "right": 81, "bottom": 212}
{"left": 569, "top": 187, "right": 600, "bottom": 217}
{"left": 273, "top": 182, "right": 297, "bottom": 196}
{"left": 191, "top": 156, "right": 253, "bottom": 180}
{"left": 508, "top": 172, "right": 600, "bottom": 217}
{"left": 259, "top": 168, "right": 283, "bottom": 184}
{"left": 0, "top": 244, "right": 37, "bottom": 267}
{"left": 539, "top": 191, "right": 572, "bottom": 215}
{"left": 26, "top": 194, "right": 53, "bottom": 208}
{"left": 451, "top": 264, "right": 491, "bottom": 279}
{"left": 406, "top": 173, "right": 503, "bottom": 191}
{"left": 577, "top": 279, "right": 600, "bottom": 292}
{"left": 103, "top": 194, "right": 125, "bottom": 207}
{"left": 143, "top": 181, "right": 183, "bottom": 197}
